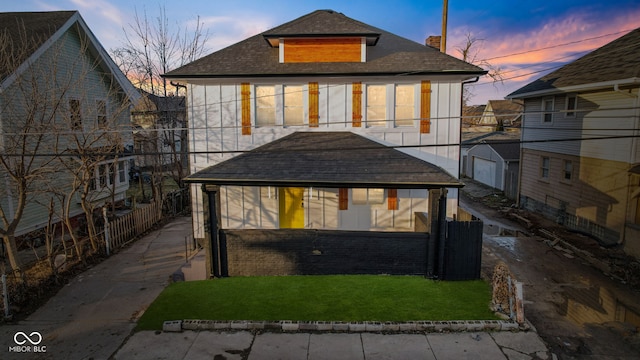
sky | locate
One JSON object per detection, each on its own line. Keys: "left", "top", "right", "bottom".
{"left": 2, "top": 0, "right": 640, "bottom": 105}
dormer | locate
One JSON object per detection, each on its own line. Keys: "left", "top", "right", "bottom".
{"left": 262, "top": 9, "right": 380, "bottom": 63}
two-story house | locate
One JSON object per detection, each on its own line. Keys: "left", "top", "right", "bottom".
{"left": 508, "top": 27, "right": 640, "bottom": 258}
{"left": 164, "top": 10, "right": 486, "bottom": 263}
{"left": 0, "top": 12, "right": 139, "bottom": 248}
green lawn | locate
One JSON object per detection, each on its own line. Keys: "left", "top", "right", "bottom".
{"left": 137, "top": 275, "right": 498, "bottom": 330}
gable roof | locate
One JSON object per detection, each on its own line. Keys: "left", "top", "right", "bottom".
{"left": 185, "top": 131, "right": 463, "bottom": 189}
{"left": 0, "top": 11, "right": 140, "bottom": 103}
{"left": 486, "top": 141, "right": 520, "bottom": 161}
{"left": 164, "top": 10, "right": 486, "bottom": 79}
{"left": 508, "top": 27, "right": 640, "bottom": 98}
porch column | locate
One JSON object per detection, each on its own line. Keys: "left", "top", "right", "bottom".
{"left": 203, "top": 184, "right": 225, "bottom": 278}
{"left": 426, "top": 188, "right": 448, "bottom": 279}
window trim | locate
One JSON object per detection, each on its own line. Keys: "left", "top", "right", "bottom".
{"left": 394, "top": 84, "right": 415, "bottom": 127}
{"left": 255, "top": 85, "right": 277, "bottom": 127}
{"left": 365, "top": 84, "right": 387, "bottom": 127}
{"left": 283, "top": 85, "right": 305, "bottom": 126}
{"left": 562, "top": 159, "right": 573, "bottom": 182}
{"left": 540, "top": 156, "right": 550, "bottom": 180}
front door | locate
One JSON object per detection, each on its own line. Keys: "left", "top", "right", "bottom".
{"left": 279, "top": 187, "right": 304, "bottom": 228}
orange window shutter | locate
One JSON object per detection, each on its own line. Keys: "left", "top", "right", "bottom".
{"left": 420, "top": 80, "right": 431, "bottom": 134}
{"left": 352, "top": 82, "right": 362, "bottom": 127}
{"left": 309, "top": 82, "right": 319, "bottom": 127}
{"left": 241, "top": 83, "right": 251, "bottom": 135}
{"left": 388, "top": 189, "right": 398, "bottom": 210}
{"left": 339, "top": 188, "right": 349, "bottom": 210}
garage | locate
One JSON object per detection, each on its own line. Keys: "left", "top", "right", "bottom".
{"left": 473, "top": 157, "right": 497, "bottom": 188}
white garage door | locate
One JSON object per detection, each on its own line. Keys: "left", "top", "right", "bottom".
{"left": 473, "top": 157, "right": 497, "bottom": 188}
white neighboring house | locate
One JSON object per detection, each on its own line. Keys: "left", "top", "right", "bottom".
{"left": 163, "top": 10, "right": 486, "bottom": 239}
{"left": 507, "top": 27, "right": 640, "bottom": 258}
{"left": 0, "top": 11, "right": 139, "bottom": 237}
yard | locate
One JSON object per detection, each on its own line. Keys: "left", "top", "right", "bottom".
{"left": 137, "top": 275, "right": 498, "bottom": 330}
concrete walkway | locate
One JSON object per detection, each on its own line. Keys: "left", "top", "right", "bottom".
{"left": 114, "top": 330, "right": 550, "bottom": 360}
{"left": 1, "top": 216, "right": 192, "bottom": 360}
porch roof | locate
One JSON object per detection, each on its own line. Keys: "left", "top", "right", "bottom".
{"left": 184, "top": 132, "right": 463, "bottom": 189}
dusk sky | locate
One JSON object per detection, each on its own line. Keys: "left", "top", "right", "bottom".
{"left": 3, "top": 0, "right": 640, "bottom": 104}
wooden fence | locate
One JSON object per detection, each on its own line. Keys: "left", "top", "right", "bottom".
{"left": 105, "top": 198, "right": 163, "bottom": 251}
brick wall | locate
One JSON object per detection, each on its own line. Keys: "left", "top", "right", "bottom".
{"left": 221, "top": 229, "right": 428, "bottom": 276}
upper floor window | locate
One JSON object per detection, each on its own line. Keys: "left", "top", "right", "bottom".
{"left": 541, "top": 157, "right": 550, "bottom": 179}
{"left": 97, "top": 99, "right": 107, "bottom": 128}
{"left": 366, "top": 85, "right": 386, "bottom": 127}
{"left": 69, "top": 99, "right": 82, "bottom": 130}
{"left": 284, "top": 85, "right": 304, "bottom": 126}
{"left": 395, "top": 85, "right": 415, "bottom": 127}
{"left": 256, "top": 85, "right": 276, "bottom": 126}
{"left": 563, "top": 160, "right": 573, "bottom": 181}
{"left": 118, "top": 161, "right": 126, "bottom": 183}
{"left": 352, "top": 188, "right": 385, "bottom": 205}
{"left": 565, "top": 95, "right": 577, "bottom": 117}
{"left": 542, "top": 98, "right": 553, "bottom": 123}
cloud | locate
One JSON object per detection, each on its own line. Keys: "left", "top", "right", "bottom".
{"left": 70, "top": 0, "right": 126, "bottom": 25}
{"left": 188, "top": 15, "right": 274, "bottom": 52}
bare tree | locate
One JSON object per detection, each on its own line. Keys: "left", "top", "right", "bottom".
{"left": 455, "top": 32, "right": 504, "bottom": 106}
{"left": 111, "top": 5, "right": 207, "bottom": 193}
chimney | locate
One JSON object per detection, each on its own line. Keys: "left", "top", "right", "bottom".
{"left": 426, "top": 36, "right": 441, "bottom": 50}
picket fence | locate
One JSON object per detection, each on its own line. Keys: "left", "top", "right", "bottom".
{"left": 105, "top": 198, "right": 163, "bottom": 251}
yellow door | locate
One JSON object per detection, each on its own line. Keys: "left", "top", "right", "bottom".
{"left": 279, "top": 187, "right": 305, "bottom": 228}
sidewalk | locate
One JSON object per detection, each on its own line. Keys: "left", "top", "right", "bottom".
{"left": 115, "top": 329, "right": 550, "bottom": 360}
{"left": 1, "top": 216, "right": 192, "bottom": 360}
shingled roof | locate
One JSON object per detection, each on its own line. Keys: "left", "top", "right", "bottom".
{"left": 164, "top": 10, "right": 485, "bottom": 79}
{"left": 185, "top": 132, "right": 463, "bottom": 189}
{"left": 0, "top": 11, "right": 76, "bottom": 81}
{"left": 508, "top": 27, "right": 640, "bottom": 98}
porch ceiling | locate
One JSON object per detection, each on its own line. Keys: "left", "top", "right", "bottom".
{"left": 184, "top": 131, "right": 463, "bottom": 189}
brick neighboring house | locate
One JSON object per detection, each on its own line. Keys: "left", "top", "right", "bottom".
{"left": 507, "top": 27, "right": 640, "bottom": 258}
{"left": 164, "top": 10, "right": 486, "bottom": 277}
{"left": 0, "top": 11, "right": 139, "bottom": 238}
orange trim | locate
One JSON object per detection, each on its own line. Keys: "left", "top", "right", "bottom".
{"left": 387, "top": 189, "right": 398, "bottom": 210}
{"left": 420, "top": 81, "right": 431, "bottom": 134}
{"left": 309, "top": 82, "right": 319, "bottom": 127}
{"left": 352, "top": 82, "right": 362, "bottom": 127}
{"left": 241, "top": 83, "right": 251, "bottom": 135}
{"left": 284, "top": 38, "right": 361, "bottom": 63}
{"left": 339, "top": 188, "right": 349, "bottom": 210}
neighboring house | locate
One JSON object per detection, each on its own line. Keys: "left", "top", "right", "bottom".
{"left": 164, "top": 9, "right": 486, "bottom": 277}
{"left": 466, "top": 140, "right": 520, "bottom": 199}
{"left": 0, "top": 11, "right": 139, "bottom": 237}
{"left": 470, "top": 100, "right": 523, "bottom": 132}
{"left": 131, "top": 91, "right": 187, "bottom": 170}
{"left": 461, "top": 104, "right": 485, "bottom": 130}
{"left": 460, "top": 131, "right": 521, "bottom": 178}
{"left": 507, "top": 27, "right": 640, "bottom": 258}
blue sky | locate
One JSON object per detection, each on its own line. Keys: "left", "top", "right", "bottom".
{"left": 3, "top": 0, "right": 640, "bottom": 104}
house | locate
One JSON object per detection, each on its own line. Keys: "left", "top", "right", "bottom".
{"left": 462, "top": 104, "right": 486, "bottom": 130}
{"left": 131, "top": 91, "right": 187, "bottom": 181}
{"left": 465, "top": 140, "right": 520, "bottom": 199}
{"left": 163, "top": 10, "right": 486, "bottom": 277}
{"left": 507, "top": 27, "right": 640, "bottom": 258}
{"left": 468, "top": 100, "right": 523, "bottom": 132}
{"left": 0, "top": 11, "right": 139, "bottom": 239}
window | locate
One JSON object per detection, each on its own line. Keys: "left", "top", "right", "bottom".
{"left": 541, "top": 157, "right": 550, "bottom": 179}
{"left": 256, "top": 85, "right": 276, "bottom": 126}
{"left": 366, "top": 85, "right": 386, "bottom": 127}
{"left": 108, "top": 163, "right": 115, "bottom": 186}
{"left": 352, "top": 188, "right": 385, "bottom": 205}
{"left": 97, "top": 100, "right": 107, "bottom": 127}
{"left": 284, "top": 85, "right": 304, "bottom": 126}
{"left": 542, "top": 98, "right": 553, "bottom": 123}
{"left": 566, "top": 95, "right": 577, "bottom": 117}
{"left": 395, "top": 85, "right": 414, "bottom": 127}
{"left": 118, "top": 161, "right": 126, "bottom": 183}
{"left": 69, "top": 99, "right": 82, "bottom": 130}
{"left": 98, "top": 164, "right": 107, "bottom": 187}
{"left": 563, "top": 160, "right": 573, "bottom": 181}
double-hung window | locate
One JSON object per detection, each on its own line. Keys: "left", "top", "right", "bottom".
{"left": 256, "top": 85, "right": 276, "bottom": 126}
{"left": 284, "top": 85, "right": 304, "bottom": 126}
{"left": 395, "top": 85, "right": 415, "bottom": 127}
{"left": 566, "top": 95, "right": 577, "bottom": 117}
{"left": 542, "top": 98, "right": 554, "bottom": 123}
{"left": 69, "top": 99, "right": 82, "bottom": 130}
{"left": 366, "top": 85, "right": 386, "bottom": 127}
{"left": 97, "top": 99, "right": 107, "bottom": 128}
{"left": 541, "top": 157, "right": 550, "bottom": 179}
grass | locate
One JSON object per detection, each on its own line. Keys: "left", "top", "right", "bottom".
{"left": 137, "top": 275, "right": 498, "bottom": 330}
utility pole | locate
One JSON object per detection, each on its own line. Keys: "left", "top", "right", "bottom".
{"left": 441, "top": 0, "right": 448, "bottom": 53}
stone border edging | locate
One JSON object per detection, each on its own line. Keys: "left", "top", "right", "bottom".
{"left": 163, "top": 319, "right": 525, "bottom": 333}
